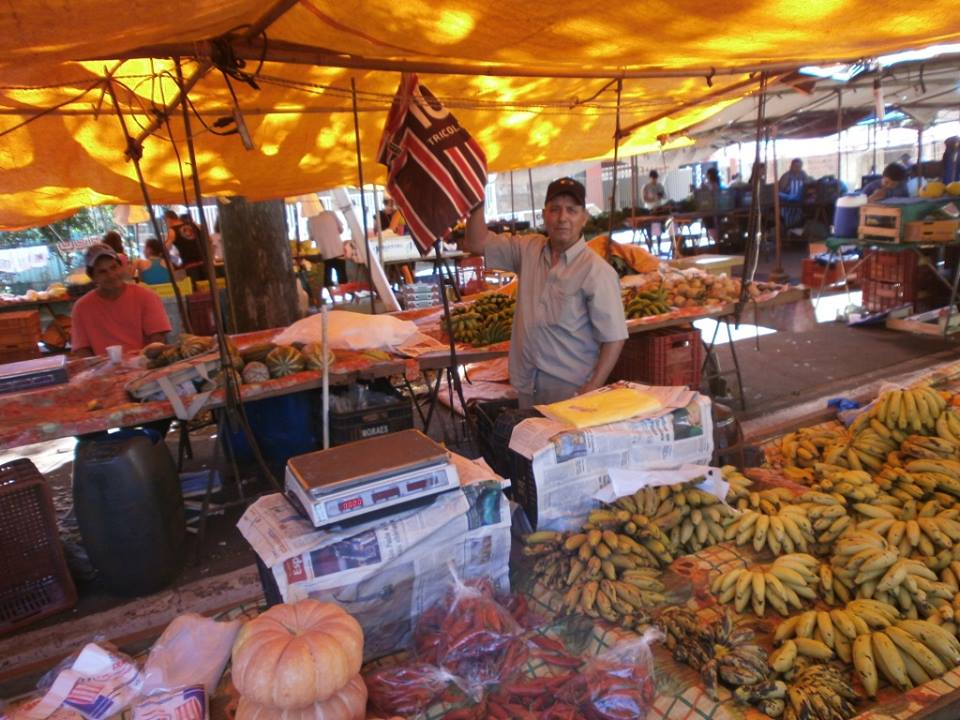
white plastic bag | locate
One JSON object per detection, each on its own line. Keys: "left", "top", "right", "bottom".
{"left": 141, "top": 613, "right": 242, "bottom": 696}
{"left": 273, "top": 310, "right": 418, "bottom": 351}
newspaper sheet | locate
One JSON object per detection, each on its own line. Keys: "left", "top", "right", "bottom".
{"left": 515, "top": 391, "right": 714, "bottom": 530}
{"left": 237, "top": 455, "right": 511, "bottom": 661}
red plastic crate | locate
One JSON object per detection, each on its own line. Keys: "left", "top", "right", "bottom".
{"left": 610, "top": 326, "right": 702, "bottom": 390}
{"left": 800, "top": 258, "right": 858, "bottom": 288}
{"left": 0, "top": 459, "right": 77, "bottom": 635}
{"left": 862, "top": 250, "right": 918, "bottom": 286}
{"left": 186, "top": 291, "right": 217, "bottom": 335}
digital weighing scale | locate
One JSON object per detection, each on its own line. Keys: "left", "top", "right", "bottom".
{"left": 0, "top": 354, "right": 68, "bottom": 395}
{"left": 284, "top": 429, "right": 460, "bottom": 528}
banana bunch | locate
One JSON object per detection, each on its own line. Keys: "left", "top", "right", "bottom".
{"left": 851, "top": 385, "right": 946, "bottom": 436}
{"left": 729, "top": 486, "right": 795, "bottom": 514}
{"left": 901, "top": 434, "right": 960, "bottom": 461}
{"left": 749, "top": 664, "right": 857, "bottom": 720}
{"left": 794, "top": 491, "right": 854, "bottom": 549}
{"left": 903, "top": 458, "right": 960, "bottom": 500}
{"left": 769, "top": 426, "right": 850, "bottom": 469}
{"left": 858, "top": 499, "right": 960, "bottom": 559}
{"left": 830, "top": 529, "right": 954, "bottom": 615}
{"left": 724, "top": 504, "right": 816, "bottom": 555}
{"left": 935, "top": 407, "right": 960, "bottom": 445}
{"left": 611, "top": 481, "right": 735, "bottom": 555}
{"left": 844, "top": 426, "right": 899, "bottom": 472}
{"left": 622, "top": 286, "right": 672, "bottom": 319}
{"left": 711, "top": 554, "right": 820, "bottom": 617}
{"left": 733, "top": 677, "right": 790, "bottom": 719}
{"left": 521, "top": 527, "right": 665, "bottom": 630}
{"left": 721, "top": 465, "right": 753, "bottom": 504}
{"left": 446, "top": 293, "right": 516, "bottom": 346}
{"left": 926, "top": 585, "right": 960, "bottom": 636}
{"left": 657, "top": 607, "right": 770, "bottom": 701}
{"left": 772, "top": 600, "right": 895, "bottom": 665}
{"left": 853, "top": 620, "right": 960, "bottom": 696}
{"left": 810, "top": 468, "right": 885, "bottom": 504}
{"left": 874, "top": 465, "right": 958, "bottom": 505}
{"left": 445, "top": 308, "right": 484, "bottom": 344}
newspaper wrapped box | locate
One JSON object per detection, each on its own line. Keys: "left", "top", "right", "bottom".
{"left": 508, "top": 386, "right": 713, "bottom": 529}
{"left": 237, "top": 455, "right": 511, "bottom": 661}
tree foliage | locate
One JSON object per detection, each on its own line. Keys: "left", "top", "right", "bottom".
{"left": 0, "top": 206, "right": 115, "bottom": 248}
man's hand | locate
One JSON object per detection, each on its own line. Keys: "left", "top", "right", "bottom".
{"left": 577, "top": 339, "right": 626, "bottom": 395}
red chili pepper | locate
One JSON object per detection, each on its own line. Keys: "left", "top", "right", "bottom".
{"left": 530, "top": 634, "right": 567, "bottom": 653}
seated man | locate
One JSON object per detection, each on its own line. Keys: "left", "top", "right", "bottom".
{"left": 72, "top": 243, "right": 172, "bottom": 357}
{"left": 862, "top": 163, "right": 910, "bottom": 202}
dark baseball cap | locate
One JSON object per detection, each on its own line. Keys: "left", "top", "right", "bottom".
{"left": 544, "top": 177, "right": 586, "bottom": 206}
{"left": 84, "top": 242, "right": 118, "bottom": 270}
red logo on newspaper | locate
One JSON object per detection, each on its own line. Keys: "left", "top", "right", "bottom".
{"left": 284, "top": 556, "right": 307, "bottom": 583}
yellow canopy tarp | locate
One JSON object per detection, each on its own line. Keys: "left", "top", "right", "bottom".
{"left": 1, "top": 0, "right": 959, "bottom": 229}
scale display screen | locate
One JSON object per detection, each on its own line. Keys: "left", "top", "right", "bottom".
{"left": 323, "top": 468, "right": 450, "bottom": 520}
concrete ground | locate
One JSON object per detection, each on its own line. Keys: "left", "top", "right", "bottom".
{"left": 3, "top": 236, "right": 959, "bottom": 697}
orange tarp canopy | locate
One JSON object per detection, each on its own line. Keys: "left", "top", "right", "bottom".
{"left": 1, "top": 0, "right": 959, "bottom": 229}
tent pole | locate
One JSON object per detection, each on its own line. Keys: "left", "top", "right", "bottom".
{"left": 172, "top": 59, "right": 283, "bottom": 493}
{"left": 349, "top": 77, "right": 377, "bottom": 315}
{"left": 509, "top": 171, "right": 516, "bottom": 233}
{"left": 527, "top": 168, "right": 536, "bottom": 229}
{"left": 607, "top": 78, "right": 623, "bottom": 257}
{"left": 736, "top": 72, "right": 769, "bottom": 324}
{"left": 103, "top": 77, "right": 191, "bottom": 334}
{"left": 836, "top": 90, "right": 843, "bottom": 180}
{"left": 770, "top": 127, "right": 787, "bottom": 283}
{"left": 99, "top": 37, "right": 824, "bottom": 80}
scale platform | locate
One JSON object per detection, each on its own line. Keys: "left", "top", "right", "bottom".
{"left": 285, "top": 429, "right": 460, "bottom": 528}
{"left": 0, "top": 354, "right": 68, "bottom": 395}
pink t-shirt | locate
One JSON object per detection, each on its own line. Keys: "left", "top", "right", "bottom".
{"left": 72, "top": 284, "right": 172, "bottom": 356}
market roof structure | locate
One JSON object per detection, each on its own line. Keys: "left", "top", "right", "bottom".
{"left": 1, "top": 0, "right": 959, "bottom": 229}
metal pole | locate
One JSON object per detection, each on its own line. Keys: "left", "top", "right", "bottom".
{"left": 527, "top": 168, "right": 536, "bottom": 228}
{"left": 349, "top": 77, "right": 377, "bottom": 314}
{"left": 509, "top": 170, "right": 516, "bottom": 233}
{"left": 321, "top": 305, "right": 329, "bottom": 449}
{"left": 103, "top": 77, "right": 191, "bottom": 333}
{"left": 836, "top": 90, "right": 843, "bottom": 180}
{"left": 770, "top": 128, "right": 786, "bottom": 282}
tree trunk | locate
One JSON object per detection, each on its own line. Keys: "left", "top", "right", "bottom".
{"left": 220, "top": 197, "right": 299, "bottom": 332}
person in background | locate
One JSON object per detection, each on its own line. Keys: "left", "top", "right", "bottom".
{"left": 102, "top": 230, "right": 133, "bottom": 280}
{"left": 308, "top": 201, "right": 346, "bottom": 287}
{"left": 377, "top": 196, "right": 397, "bottom": 232}
{"left": 209, "top": 219, "right": 223, "bottom": 263}
{"left": 862, "top": 162, "right": 910, "bottom": 202}
{"left": 463, "top": 177, "right": 627, "bottom": 408}
{"left": 642, "top": 170, "right": 666, "bottom": 210}
{"left": 700, "top": 167, "right": 723, "bottom": 243}
{"left": 136, "top": 238, "right": 172, "bottom": 285}
{"left": 778, "top": 158, "right": 810, "bottom": 229}
{"left": 163, "top": 209, "right": 208, "bottom": 283}
{"left": 71, "top": 243, "right": 171, "bottom": 358}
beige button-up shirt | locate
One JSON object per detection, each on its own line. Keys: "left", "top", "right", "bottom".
{"left": 485, "top": 232, "right": 628, "bottom": 395}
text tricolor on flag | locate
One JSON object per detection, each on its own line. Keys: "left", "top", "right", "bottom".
{"left": 377, "top": 73, "right": 487, "bottom": 255}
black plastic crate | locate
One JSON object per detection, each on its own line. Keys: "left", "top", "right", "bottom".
{"left": 326, "top": 383, "right": 414, "bottom": 446}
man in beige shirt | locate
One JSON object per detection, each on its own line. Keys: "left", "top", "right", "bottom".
{"left": 464, "top": 177, "right": 627, "bottom": 408}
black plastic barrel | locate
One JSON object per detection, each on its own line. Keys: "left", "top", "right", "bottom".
{"left": 73, "top": 429, "right": 185, "bottom": 596}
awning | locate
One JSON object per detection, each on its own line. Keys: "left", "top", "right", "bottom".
{"left": 1, "top": 1, "right": 959, "bottom": 229}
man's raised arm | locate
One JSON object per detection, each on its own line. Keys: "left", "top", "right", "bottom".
{"left": 462, "top": 205, "right": 489, "bottom": 257}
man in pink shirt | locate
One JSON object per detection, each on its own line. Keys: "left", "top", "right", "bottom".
{"left": 72, "top": 244, "right": 172, "bottom": 357}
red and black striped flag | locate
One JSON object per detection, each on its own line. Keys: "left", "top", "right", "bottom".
{"left": 377, "top": 73, "right": 487, "bottom": 254}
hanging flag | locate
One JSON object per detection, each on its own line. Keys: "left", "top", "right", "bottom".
{"left": 377, "top": 73, "right": 487, "bottom": 254}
